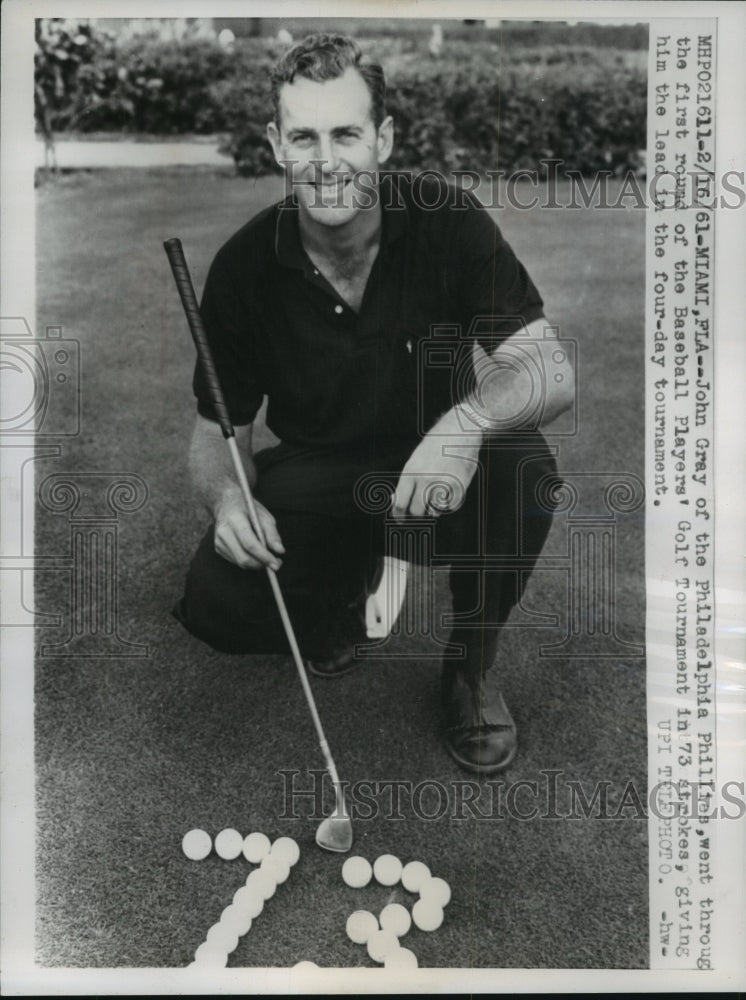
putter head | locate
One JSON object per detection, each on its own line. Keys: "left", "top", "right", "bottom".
{"left": 316, "top": 814, "right": 353, "bottom": 854}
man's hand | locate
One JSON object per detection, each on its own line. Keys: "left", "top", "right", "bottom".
{"left": 392, "top": 409, "right": 483, "bottom": 520}
{"left": 214, "top": 490, "right": 285, "bottom": 571}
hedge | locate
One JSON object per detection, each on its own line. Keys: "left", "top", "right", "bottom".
{"left": 36, "top": 22, "right": 646, "bottom": 176}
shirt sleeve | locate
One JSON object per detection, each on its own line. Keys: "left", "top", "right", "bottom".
{"left": 447, "top": 192, "right": 545, "bottom": 353}
{"left": 193, "top": 246, "right": 264, "bottom": 427}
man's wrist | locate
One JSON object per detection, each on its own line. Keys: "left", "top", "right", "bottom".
{"left": 212, "top": 481, "right": 244, "bottom": 520}
{"left": 454, "top": 400, "right": 494, "bottom": 435}
{"left": 427, "top": 405, "right": 485, "bottom": 452}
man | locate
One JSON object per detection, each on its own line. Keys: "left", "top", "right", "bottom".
{"left": 174, "top": 33, "right": 574, "bottom": 775}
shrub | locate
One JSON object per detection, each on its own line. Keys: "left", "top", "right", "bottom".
{"left": 35, "top": 21, "right": 646, "bottom": 176}
{"left": 35, "top": 19, "right": 122, "bottom": 133}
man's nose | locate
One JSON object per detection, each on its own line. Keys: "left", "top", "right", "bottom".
{"left": 315, "top": 135, "right": 342, "bottom": 175}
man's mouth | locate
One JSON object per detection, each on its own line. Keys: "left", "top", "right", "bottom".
{"left": 310, "top": 179, "right": 350, "bottom": 190}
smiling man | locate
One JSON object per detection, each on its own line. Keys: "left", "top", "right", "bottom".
{"left": 174, "top": 33, "right": 574, "bottom": 775}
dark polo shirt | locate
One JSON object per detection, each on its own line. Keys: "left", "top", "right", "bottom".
{"left": 195, "top": 172, "right": 544, "bottom": 456}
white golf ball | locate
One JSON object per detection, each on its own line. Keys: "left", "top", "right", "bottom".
{"left": 401, "top": 860, "right": 431, "bottom": 893}
{"left": 206, "top": 922, "right": 239, "bottom": 953}
{"left": 214, "top": 828, "right": 243, "bottom": 860}
{"left": 233, "top": 884, "right": 264, "bottom": 917}
{"left": 373, "top": 853, "right": 402, "bottom": 886}
{"left": 220, "top": 904, "right": 253, "bottom": 937}
{"left": 419, "top": 875, "right": 451, "bottom": 907}
{"left": 385, "top": 946, "right": 418, "bottom": 969}
{"left": 367, "top": 928, "right": 400, "bottom": 964}
{"left": 260, "top": 853, "right": 290, "bottom": 884}
{"left": 242, "top": 831, "right": 271, "bottom": 863}
{"left": 412, "top": 897, "right": 444, "bottom": 932}
{"left": 181, "top": 828, "right": 212, "bottom": 861}
{"left": 380, "top": 902, "right": 411, "bottom": 938}
{"left": 341, "top": 856, "right": 372, "bottom": 888}
{"left": 245, "top": 867, "right": 276, "bottom": 900}
{"left": 270, "top": 836, "right": 300, "bottom": 867}
{"left": 293, "top": 960, "right": 319, "bottom": 969}
{"left": 193, "top": 941, "right": 228, "bottom": 966}
{"left": 345, "top": 909, "right": 378, "bottom": 945}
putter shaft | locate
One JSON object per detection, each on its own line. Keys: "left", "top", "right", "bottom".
{"left": 226, "top": 438, "right": 349, "bottom": 820}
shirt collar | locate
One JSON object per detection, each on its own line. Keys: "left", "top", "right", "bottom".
{"left": 274, "top": 171, "right": 410, "bottom": 270}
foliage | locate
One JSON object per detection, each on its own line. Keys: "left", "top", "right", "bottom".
{"left": 34, "top": 20, "right": 647, "bottom": 176}
{"left": 34, "top": 19, "right": 121, "bottom": 133}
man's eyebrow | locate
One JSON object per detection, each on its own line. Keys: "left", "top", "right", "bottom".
{"left": 285, "top": 124, "right": 364, "bottom": 139}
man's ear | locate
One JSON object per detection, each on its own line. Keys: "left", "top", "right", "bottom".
{"left": 376, "top": 115, "right": 394, "bottom": 165}
{"left": 267, "top": 121, "right": 283, "bottom": 165}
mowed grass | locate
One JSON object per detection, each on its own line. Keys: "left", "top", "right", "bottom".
{"left": 34, "top": 167, "right": 647, "bottom": 970}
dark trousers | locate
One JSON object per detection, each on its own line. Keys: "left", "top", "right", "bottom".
{"left": 174, "top": 434, "right": 558, "bottom": 673}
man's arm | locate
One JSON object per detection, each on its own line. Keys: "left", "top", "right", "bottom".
{"left": 189, "top": 413, "right": 284, "bottom": 570}
{"left": 392, "top": 318, "right": 574, "bottom": 519}
{"left": 454, "top": 317, "right": 575, "bottom": 433}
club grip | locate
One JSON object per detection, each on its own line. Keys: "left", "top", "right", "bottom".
{"left": 163, "top": 237, "right": 234, "bottom": 439}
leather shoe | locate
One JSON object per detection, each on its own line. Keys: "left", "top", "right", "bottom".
{"left": 305, "top": 644, "right": 358, "bottom": 679}
{"left": 442, "top": 665, "right": 517, "bottom": 774}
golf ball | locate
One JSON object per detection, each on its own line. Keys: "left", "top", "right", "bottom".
{"left": 419, "top": 875, "right": 451, "bottom": 907}
{"left": 193, "top": 941, "right": 228, "bottom": 966}
{"left": 367, "top": 928, "right": 400, "bottom": 964}
{"left": 401, "top": 860, "right": 431, "bottom": 893}
{"left": 181, "top": 828, "right": 212, "bottom": 861}
{"left": 373, "top": 853, "right": 402, "bottom": 886}
{"left": 260, "top": 853, "right": 290, "bottom": 884}
{"left": 220, "top": 904, "right": 253, "bottom": 937}
{"left": 242, "top": 831, "right": 271, "bottom": 863}
{"left": 380, "top": 902, "right": 411, "bottom": 938}
{"left": 345, "top": 909, "right": 378, "bottom": 945}
{"left": 214, "top": 828, "right": 243, "bottom": 861}
{"left": 412, "top": 898, "right": 444, "bottom": 932}
{"left": 384, "top": 947, "right": 418, "bottom": 969}
{"left": 293, "top": 960, "right": 319, "bottom": 969}
{"left": 206, "top": 922, "right": 239, "bottom": 953}
{"left": 233, "top": 884, "right": 264, "bottom": 918}
{"left": 270, "top": 836, "right": 300, "bottom": 867}
{"left": 245, "top": 867, "right": 276, "bottom": 900}
{"left": 341, "top": 856, "right": 372, "bottom": 888}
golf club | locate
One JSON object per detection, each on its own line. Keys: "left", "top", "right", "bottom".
{"left": 164, "top": 237, "right": 353, "bottom": 854}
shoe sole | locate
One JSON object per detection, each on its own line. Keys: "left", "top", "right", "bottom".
{"left": 444, "top": 735, "right": 518, "bottom": 776}
{"left": 305, "top": 658, "right": 360, "bottom": 680}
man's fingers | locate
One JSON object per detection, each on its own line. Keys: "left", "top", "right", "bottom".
{"left": 391, "top": 476, "right": 415, "bottom": 521}
{"left": 257, "top": 507, "right": 285, "bottom": 555}
{"left": 215, "top": 513, "right": 282, "bottom": 571}
{"left": 407, "top": 483, "right": 428, "bottom": 518}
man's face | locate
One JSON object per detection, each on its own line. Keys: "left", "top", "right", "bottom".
{"left": 267, "top": 66, "right": 393, "bottom": 229}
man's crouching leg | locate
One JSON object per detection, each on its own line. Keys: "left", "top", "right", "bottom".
{"left": 173, "top": 523, "right": 293, "bottom": 654}
{"left": 173, "top": 511, "right": 375, "bottom": 659}
{"left": 440, "top": 434, "right": 558, "bottom": 775}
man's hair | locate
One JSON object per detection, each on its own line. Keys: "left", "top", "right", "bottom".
{"left": 270, "top": 33, "right": 387, "bottom": 129}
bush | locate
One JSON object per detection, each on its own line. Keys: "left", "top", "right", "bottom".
{"left": 35, "top": 19, "right": 121, "bottom": 133}
{"left": 35, "top": 21, "right": 646, "bottom": 176}
{"left": 224, "top": 40, "right": 646, "bottom": 177}
{"left": 35, "top": 20, "right": 238, "bottom": 134}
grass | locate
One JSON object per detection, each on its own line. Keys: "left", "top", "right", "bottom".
{"left": 34, "top": 167, "right": 647, "bottom": 970}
